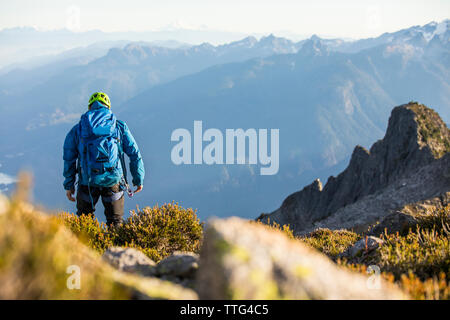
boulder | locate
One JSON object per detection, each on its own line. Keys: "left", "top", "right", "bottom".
{"left": 102, "top": 247, "right": 156, "bottom": 277}
{"left": 343, "top": 236, "right": 384, "bottom": 258}
{"left": 111, "top": 271, "right": 198, "bottom": 300}
{"left": 196, "top": 217, "right": 407, "bottom": 300}
{"left": 156, "top": 251, "right": 199, "bottom": 278}
{"left": 369, "top": 212, "right": 418, "bottom": 236}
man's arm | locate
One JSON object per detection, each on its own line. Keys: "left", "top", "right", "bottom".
{"left": 119, "top": 121, "right": 145, "bottom": 190}
{"left": 63, "top": 125, "right": 79, "bottom": 197}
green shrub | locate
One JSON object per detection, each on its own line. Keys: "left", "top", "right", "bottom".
{"left": 58, "top": 212, "right": 113, "bottom": 253}
{"left": 58, "top": 202, "right": 203, "bottom": 262}
{"left": 113, "top": 203, "right": 204, "bottom": 261}
{"left": 300, "top": 228, "right": 361, "bottom": 258}
{"left": 415, "top": 205, "right": 450, "bottom": 235}
{"left": 253, "top": 219, "right": 294, "bottom": 239}
{"left": 378, "top": 226, "right": 449, "bottom": 280}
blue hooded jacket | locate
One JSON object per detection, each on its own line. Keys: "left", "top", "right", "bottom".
{"left": 63, "top": 101, "right": 145, "bottom": 190}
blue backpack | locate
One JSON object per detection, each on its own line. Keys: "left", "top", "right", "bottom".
{"left": 78, "top": 107, "right": 123, "bottom": 188}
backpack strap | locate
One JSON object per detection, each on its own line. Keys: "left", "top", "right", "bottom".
{"left": 116, "top": 120, "right": 128, "bottom": 185}
{"left": 117, "top": 120, "right": 134, "bottom": 198}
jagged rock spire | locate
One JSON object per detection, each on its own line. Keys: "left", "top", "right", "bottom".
{"left": 261, "top": 102, "right": 450, "bottom": 234}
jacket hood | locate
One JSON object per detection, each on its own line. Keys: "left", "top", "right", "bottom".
{"left": 89, "top": 101, "right": 109, "bottom": 111}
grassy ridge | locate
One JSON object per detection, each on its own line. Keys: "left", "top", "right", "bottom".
{"left": 58, "top": 199, "right": 449, "bottom": 299}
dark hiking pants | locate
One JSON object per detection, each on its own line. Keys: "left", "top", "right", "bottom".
{"left": 76, "top": 183, "right": 124, "bottom": 226}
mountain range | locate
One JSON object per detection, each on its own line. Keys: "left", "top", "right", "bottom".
{"left": 0, "top": 20, "right": 448, "bottom": 220}
{"left": 0, "top": 26, "right": 251, "bottom": 69}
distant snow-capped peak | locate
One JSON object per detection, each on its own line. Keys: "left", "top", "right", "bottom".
{"left": 421, "top": 19, "right": 449, "bottom": 41}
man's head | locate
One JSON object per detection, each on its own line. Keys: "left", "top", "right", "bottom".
{"left": 88, "top": 92, "right": 111, "bottom": 109}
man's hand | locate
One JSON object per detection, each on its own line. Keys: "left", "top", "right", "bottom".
{"left": 134, "top": 185, "right": 143, "bottom": 194}
{"left": 66, "top": 189, "right": 76, "bottom": 202}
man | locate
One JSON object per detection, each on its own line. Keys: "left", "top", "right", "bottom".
{"left": 63, "top": 92, "right": 145, "bottom": 226}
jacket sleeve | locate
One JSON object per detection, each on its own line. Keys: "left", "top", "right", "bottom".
{"left": 63, "top": 125, "right": 79, "bottom": 190}
{"left": 120, "top": 121, "right": 145, "bottom": 186}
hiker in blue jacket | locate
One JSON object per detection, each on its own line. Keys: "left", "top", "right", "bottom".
{"left": 63, "top": 92, "right": 145, "bottom": 226}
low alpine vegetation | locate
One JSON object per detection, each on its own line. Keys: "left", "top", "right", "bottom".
{"left": 59, "top": 200, "right": 449, "bottom": 299}
{"left": 300, "top": 228, "right": 361, "bottom": 258}
{"left": 113, "top": 203, "right": 203, "bottom": 261}
{"left": 58, "top": 202, "right": 203, "bottom": 262}
{"left": 264, "top": 205, "right": 449, "bottom": 299}
{"left": 315, "top": 206, "right": 450, "bottom": 300}
{"left": 58, "top": 212, "right": 114, "bottom": 253}
{"left": 253, "top": 219, "right": 295, "bottom": 239}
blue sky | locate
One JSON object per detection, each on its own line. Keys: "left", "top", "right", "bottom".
{"left": 0, "top": 0, "right": 449, "bottom": 38}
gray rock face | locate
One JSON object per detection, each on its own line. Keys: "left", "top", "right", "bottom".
{"left": 262, "top": 103, "right": 450, "bottom": 234}
{"left": 196, "top": 217, "right": 407, "bottom": 299}
{"left": 156, "top": 252, "right": 199, "bottom": 278}
{"left": 310, "top": 158, "right": 450, "bottom": 234}
{"left": 102, "top": 247, "right": 156, "bottom": 277}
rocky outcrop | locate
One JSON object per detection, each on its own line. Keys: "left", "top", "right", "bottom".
{"left": 261, "top": 103, "right": 450, "bottom": 234}
{"left": 103, "top": 248, "right": 199, "bottom": 289}
{"left": 111, "top": 270, "right": 198, "bottom": 300}
{"left": 156, "top": 252, "right": 199, "bottom": 288}
{"left": 368, "top": 211, "right": 419, "bottom": 236}
{"left": 196, "top": 217, "right": 407, "bottom": 299}
{"left": 311, "top": 154, "right": 450, "bottom": 234}
{"left": 368, "top": 195, "right": 450, "bottom": 236}
{"left": 156, "top": 252, "right": 199, "bottom": 278}
{"left": 342, "top": 236, "right": 384, "bottom": 258}
{"left": 102, "top": 247, "right": 156, "bottom": 277}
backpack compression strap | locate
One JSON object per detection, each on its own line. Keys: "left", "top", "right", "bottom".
{"left": 116, "top": 121, "right": 133, "bottom": 197}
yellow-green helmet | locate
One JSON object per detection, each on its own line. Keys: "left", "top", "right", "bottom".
{"left": 88, "top": 92, "right": 111, "bottom": 109}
